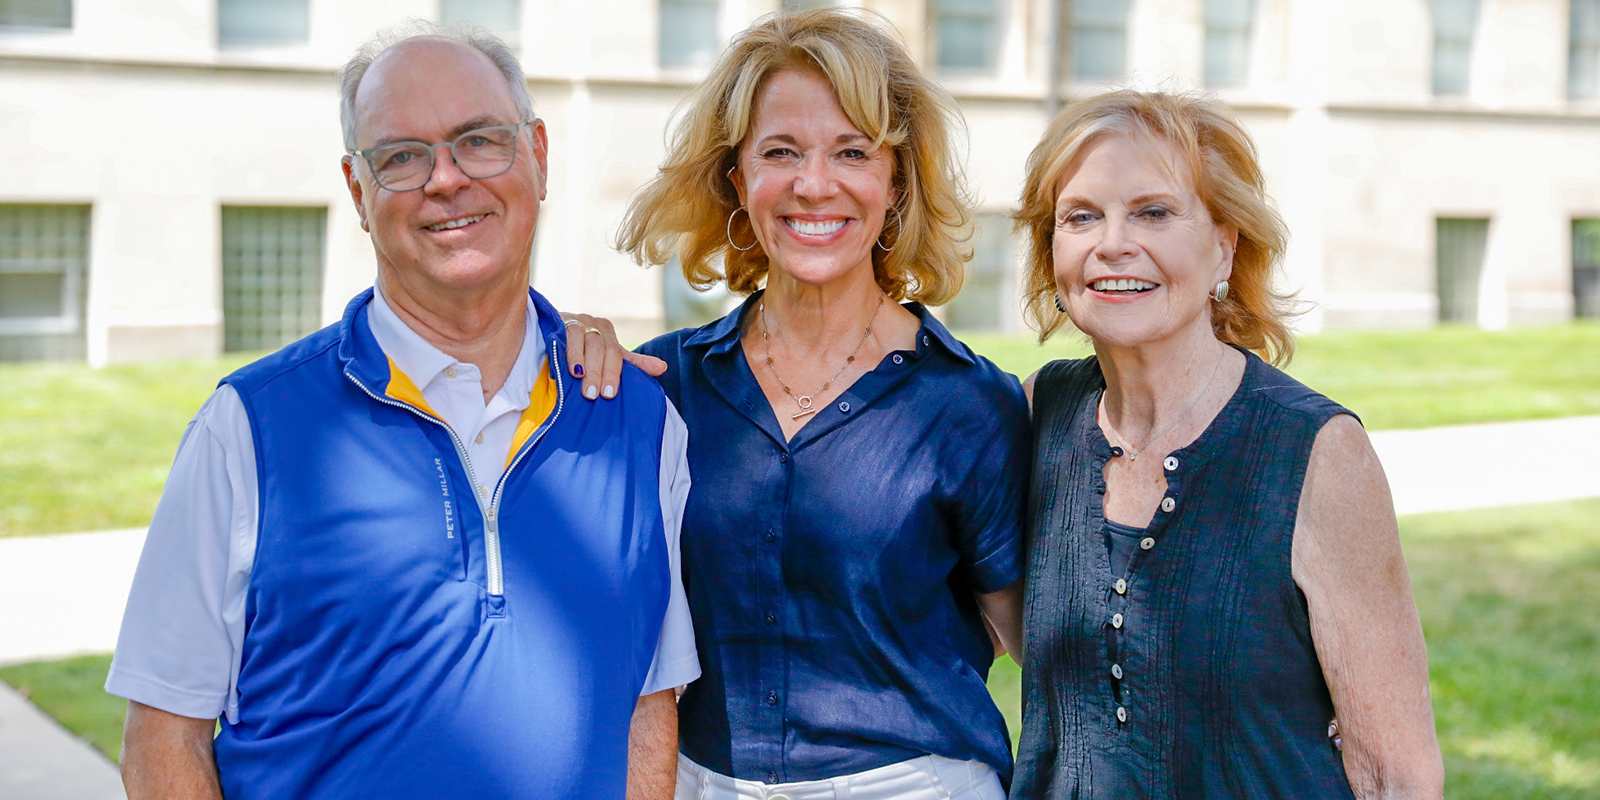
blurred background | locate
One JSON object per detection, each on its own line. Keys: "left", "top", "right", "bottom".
{"left": 1, "top": 1, "right": 1599, "bottom": 799}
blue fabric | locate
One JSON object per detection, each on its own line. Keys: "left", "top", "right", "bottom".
{"left": 638, "top": 291, "right": 1028, "bottom": 786}
{"left": 1013, "top": 350, "right": 1358, "bottom": 799}
{"left": 211, "top": 289, "right": 671, "bottom": 800}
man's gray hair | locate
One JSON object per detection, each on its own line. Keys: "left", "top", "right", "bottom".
{"left": 339, "top": 21, "right": 535, "bottom": 151}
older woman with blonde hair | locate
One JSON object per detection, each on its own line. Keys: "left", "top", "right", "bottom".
{"left": 1010, "top": 90, "right": 1443, "bottom": 799}
{"left": 604, "top": 8, "right": 1029, "bottom": 800}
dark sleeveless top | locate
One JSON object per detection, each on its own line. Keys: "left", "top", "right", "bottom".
{"left": 1012, "top": 350, "right": 1359, "bottom": 800}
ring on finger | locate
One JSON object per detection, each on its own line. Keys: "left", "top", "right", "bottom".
{"left": 563, "top": 319, "right": 584, "bottom": 330}
{"left": 582, "top": 326, "right": 603, "bottom": 337}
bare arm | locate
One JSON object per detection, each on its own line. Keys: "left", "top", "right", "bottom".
{"left": 626, "top": 688, "right": 678, "bottom": 800}
{"left": 1293, "top": 415, "right": 1443, "bottom": 799}
{"left": 121, "top": 701, "right": 222, "bottom": 800}
{"left": 559, "top": 312, "right": 668, "bottom": 400}
{"left": 976, "top": 579, "right": 1025, "bottom": 661}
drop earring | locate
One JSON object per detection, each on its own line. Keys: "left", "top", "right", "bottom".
{"left": 1054, "top": 293, "right": 1067, "bottom": 313}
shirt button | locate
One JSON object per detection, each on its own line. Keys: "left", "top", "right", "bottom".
{"left": 1160, "top": 496, "right": 1176, "bottom": 512}
{"left": 764, "top": 612, "right": 777, "bottom": 626}
{"left": 1112, "top": 613, "right": 1124, "bottom": 629}
{"left": 892, "top": 354, "right": 904, "bottom": 365}
{"left": 1115, "top": 578, "right": 1127, "bottom": 594}
{"left": 838, "top": 401, "right": 850, "bottom": 413}
{"left": 1116, "top": 706, "right": 1128, "bottom": 723}
{"left": 1111, "top": 663, "right": 1123, "bottom": 679}
{"left": 766, "top": 691, "right": 779, "bottom": 706}
{"left": 769, "top": 772, "right": 780, "bottom": 784}
{"left": 444, "top": 366, "right": 458, "bottom": 378}
{"left": 922, "top": 334, "right": 930, "bottom": 346}
{"left": 779, "top": 452, "right": 788, "bottom": 463}
{"left": 478, "top": 485, "right": 487, "bottom": 497}
{"left": 764, "top": 530, "right": 777, "bottom": 543}
{"left": 474, "top": 432, "right": 484, "bottom": 444}
{"left": 1139, "top": 537, "right": 1156, "bottom": 550}
{"left": 1163, "top": 456, "right": 1178, "bottom": 471}
{"left": 1109, "top": 446, "right": 1124, "bottom": 458}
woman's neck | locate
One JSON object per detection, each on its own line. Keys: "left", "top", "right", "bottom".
{"left": 1095, "top": 326, "right": 1239, "bottom": 449}
{"left": 756, "top": 268, "right": 885, "bottom": 351}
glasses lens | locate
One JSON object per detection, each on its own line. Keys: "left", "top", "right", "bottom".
{"left": 369, "top": 143, "right": 433, "bottom": 191}
{"left": 454, "top": 126, "right": 519, "bottom": 179}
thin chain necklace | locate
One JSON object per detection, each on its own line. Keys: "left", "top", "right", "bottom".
{"left": 1101, "top": 349, "right": 1225, "bottom": 461}
{"left": 759, "top": 293, "right": 884, "bottom": 421}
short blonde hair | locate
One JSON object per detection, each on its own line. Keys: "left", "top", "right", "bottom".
{"left": 615, "top": 9, "right": 971, "bottom": 304}
{"left": 1015, "top": 90, "right": 1296, "bottom": 364}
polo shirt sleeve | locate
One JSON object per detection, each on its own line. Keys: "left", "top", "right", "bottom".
{"left": 951, "top": 389, "right": 1031, "bottom": 595}
{"left": 104, "top": 385, "right": 257, "bottom": 723}
{"left": 638, "top": 400, "right": 701, "bottom": 695}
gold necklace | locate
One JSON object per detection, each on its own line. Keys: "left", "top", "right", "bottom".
{"left": 1101, "top": 350, "right": 1224, "bottom": 461}
{"left": 759, "top": 293, "right": 884, "bottom": 421}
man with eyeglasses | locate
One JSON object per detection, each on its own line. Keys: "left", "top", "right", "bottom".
{"left": 106, "top": 26, "right": 696, "bottom": 800}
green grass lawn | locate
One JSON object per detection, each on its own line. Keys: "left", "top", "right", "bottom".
{"left": 1, "top": 323, "right": 1597, "bottom": 538}
{"left": 9, "top": 496, "right": 1597, "bottom": 798}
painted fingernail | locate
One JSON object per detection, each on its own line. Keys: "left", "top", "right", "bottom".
{"left": 585, "top": 385, "right": 599, "bottom": 400}
{"left": 573, "top": 363, "right": 585, "bottom": 378}
{"left": 602, "top": 384, "right": 616, "bottom": 399}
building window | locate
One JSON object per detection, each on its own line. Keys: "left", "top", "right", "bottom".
{"left": 1069, "top": 0, "right": 1131, "bottom": 83}
{"left": 0, "top": 204, "right": 90, "bottom": 361}
{"left": 221, "top": 206, "right": 325, "bottom": 353}
{"left": 943, "top": 212, "right": 1012, "bottom": 332}
{"left": 217, "top": 0, "right": 310, "bottom": 47}
{"left": 661, "top": 258, "right": 732, "bottom": 332}
{"left": 1575, "top": 219, "right": 1600, "bottom": 318}
{"left": 932, "top": 0, "right": 1003, "bottom": 75}
{"left": 659, "top": 0, "right": 720, "bottom": 68}
{"left": 1204, "top": 0, "right": 1253, "bottom": 88}
{"left": 1572, "top": 0, "right": 1600, "bottom": 100}
{"left": 1435, "top": 217, "right": 1488, "bottom": 324}
{"left": 1, "top": 0, "right": 72, "bottom": 29}
{"left": 441, "top": 0, "right": 520, "bottom": 48}
{"left": 1430, "top": 0, "right": 1480, "bottom": 96}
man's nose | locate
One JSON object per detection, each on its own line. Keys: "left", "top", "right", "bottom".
{"left": 423, "top": 142, "right": 472, "bottom": 194}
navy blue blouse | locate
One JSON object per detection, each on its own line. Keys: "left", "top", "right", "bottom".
{"left": 639, "top": 292, "right": 1029, "bottom": 785}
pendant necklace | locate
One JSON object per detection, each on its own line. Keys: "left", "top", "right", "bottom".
{"left": 1102, "top": 350, "right": 1224, "bottom": 461}
{"left": 760, "top": 293, "right": 884, "bottom": 421}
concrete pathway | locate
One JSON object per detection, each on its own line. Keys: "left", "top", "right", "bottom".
{"left": 0, "top": 681, "right": 124, "bottom": 799}
{"left": 0, "top": 414, "right": 1596, "bottom": 795}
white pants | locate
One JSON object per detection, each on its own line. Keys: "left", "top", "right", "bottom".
{"left": 674, "top": 753, "right": 1005, "bottom": 800}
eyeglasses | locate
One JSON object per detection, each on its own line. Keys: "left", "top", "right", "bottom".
{"left": 349, "top": 121, "right": 531, "bottom": 192}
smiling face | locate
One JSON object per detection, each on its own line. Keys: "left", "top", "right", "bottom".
{"left": 342, "top": 37, "right": 547, "bottom": 298}
{"left": 732, "top": 68, "right": 897, "bottom": 290}
{"left": 1052, "top": 134, "right": 1237, "bottom": 351}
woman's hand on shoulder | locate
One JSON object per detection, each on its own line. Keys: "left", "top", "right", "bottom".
{"left": 1293, "top": 414, "right": 1443, "bottom": 799}
{"left": 559, "top": 312, "right": 668, "bottom": 401}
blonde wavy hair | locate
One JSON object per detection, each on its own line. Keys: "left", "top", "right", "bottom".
{"left": 1015, "top": 90, "right": 1296, "bottom": 365}
{"left": 615, "top": 8, "right": 971, "bottom": 304}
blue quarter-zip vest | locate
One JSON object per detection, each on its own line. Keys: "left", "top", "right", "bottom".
{"left": 212, "top": 288, "right": 671, "bottom": 800}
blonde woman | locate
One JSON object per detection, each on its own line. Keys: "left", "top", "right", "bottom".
{"left": 606, "top": 10, "right": 1027, "bottom": 800}
{"left": 1011, "top": 91, "right": 1443, "bottom": 798}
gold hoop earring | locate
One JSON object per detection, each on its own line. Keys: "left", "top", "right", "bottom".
{"left": 726, "top": 206, "right": 756, "bottom": 252}
{"left": 876, "top": 206, "right": 903, "bottom": 252}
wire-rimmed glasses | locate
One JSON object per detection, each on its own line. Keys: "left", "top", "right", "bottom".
{"left": 348, "top": 121, "right": 531, "bottom": 191}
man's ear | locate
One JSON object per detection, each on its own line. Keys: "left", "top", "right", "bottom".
{"left": 342, "top": 156, "right": 370, "bottom": 232}
{"left": 529, "top": 119, "right": 550, "bottom": 201}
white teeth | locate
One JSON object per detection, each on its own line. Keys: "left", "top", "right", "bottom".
{"left": 428, "top": 214, "right": 486, "bottom": 231}
{"left": 1091, "top": 279, "right": 1157, "bottom": 292}
{"left": 787, "top": 219, "right": 846, "bottom": 236}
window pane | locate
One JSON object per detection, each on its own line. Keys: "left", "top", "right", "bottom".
{"left": 218, "top": 0, "right": 310, "bottom": 46}
{"left": 0, "top": 0, "right": 71, "bottom": 28}
{"left": 944, "top": 212, "right": 1011, "bottom": 332}
{"left": 1204, "top": 0, "right": 1253, "bottom": 87}
{"left": 934, "top": 0, "right": 1001, "bottom": 73}
{"left": 659, "top": 0, "right": 720, "bottom": 68}
{"left": 222, "top": 206, "right": 325, "bottom": 352}
{"left": 1575, "top": 219, "right": 1600, "bottom": 318}
{"left": 441, "top": 0, "right": 519, "bottom": 45}
{"left": 1436, "top": 217, "right": 1488, "bottom": 324}
{"left": 0, "top": 204, "right": 90, "bottom": 361}
{"left": 1069, "top": 0, "right": 1129, "bottom": 81}
{"left": 1570, "top": 0, "right": 1600, "bottom": 99}
{"left": 1430, "top": 0, "right": 1479, "bottom": 95}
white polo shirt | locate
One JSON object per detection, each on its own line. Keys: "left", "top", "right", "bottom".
{"left": 106, "top": 287, "right": 699, "bottom": 723}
